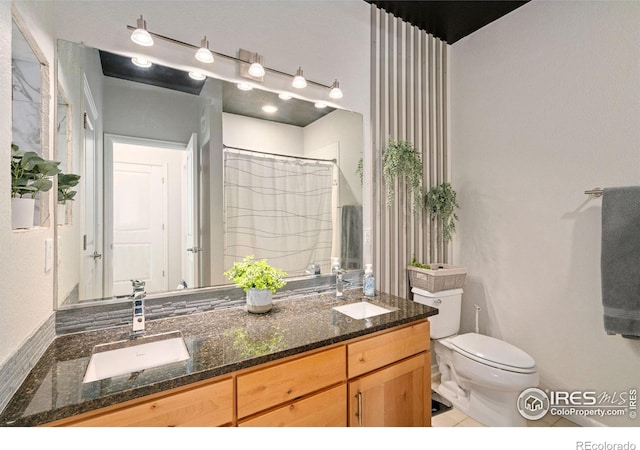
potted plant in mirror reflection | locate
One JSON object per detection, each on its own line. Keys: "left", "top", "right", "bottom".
{"left": 224, "top": 255, "right": 287, "bottom": 314}
{"left": 11, "top": 143, "right": 61, "bottom": 229}
{"left": 57, "top": 172, "right": 81, "bottom": 225}
{"left": 224, "top": 326, "right": 285, "bottom": 359}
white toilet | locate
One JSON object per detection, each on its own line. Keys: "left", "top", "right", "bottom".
{"left": 412, "top": 287, "right": 539, "bottom": 426}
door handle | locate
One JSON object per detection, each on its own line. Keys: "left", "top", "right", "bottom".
{"left": 91, "top": 251, "right": 102, "bottom": 260}
{"left": 186, "top": 247, "right": 202, "bottom": 253}
{"left": 356, "top": 392, "right": 363, "bottom": 426}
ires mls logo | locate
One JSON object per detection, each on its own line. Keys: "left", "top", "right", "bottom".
{"left": 517, "top": 387, "right": 638, "bottom": 421}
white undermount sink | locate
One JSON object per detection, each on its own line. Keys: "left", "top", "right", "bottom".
{"left": 83, "top": 331, "right": 190, "bottom": 383}
{"left": 332, "top": 302, "right": 392, "bottom": 320}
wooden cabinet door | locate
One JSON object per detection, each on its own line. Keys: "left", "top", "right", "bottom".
{"left": 238, "top": 384, "right": 347, "bottom": 427}
{"left": 348, "top": 353, "right": 430, "bottom": 427}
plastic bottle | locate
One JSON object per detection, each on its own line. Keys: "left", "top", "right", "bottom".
{"left": 363, "top": 264, "right": 375, "bottom": 297}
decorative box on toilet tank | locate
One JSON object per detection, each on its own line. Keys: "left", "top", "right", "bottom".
{"left": 407, "top": 264, "right": 467, "bottom": 292}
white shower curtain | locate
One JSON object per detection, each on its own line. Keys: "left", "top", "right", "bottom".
{"left": 223, "top": 148, "right": 335, "bottom": 276}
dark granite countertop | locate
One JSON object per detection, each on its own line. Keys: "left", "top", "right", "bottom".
{"left": 0, "top": 289, "right": 436, "bottom": 426}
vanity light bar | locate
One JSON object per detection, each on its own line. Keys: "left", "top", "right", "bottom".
{"left": 126, "top": 23, "right": 341, "bottom": 93}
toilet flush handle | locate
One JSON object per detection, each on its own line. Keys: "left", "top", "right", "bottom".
{"left": 474, "top": 304, "right": 481, "bottom": 334}
{"left": 433, "top": 298, "right": 442, "bottom": 305}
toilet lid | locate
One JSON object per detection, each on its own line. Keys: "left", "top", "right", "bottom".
{"left": 450, "top": 333, "right": 536, "bottom": 373}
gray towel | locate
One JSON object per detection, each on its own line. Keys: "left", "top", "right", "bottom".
{"left": 601, "top": 186, "right": 640, "bottom": 339}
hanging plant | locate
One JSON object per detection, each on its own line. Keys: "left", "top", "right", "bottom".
{"left": 382, "top": 138, "right": 423, "bottom": 214}
{"left": 425, "top": 182, "right": 459, "bottom": 243}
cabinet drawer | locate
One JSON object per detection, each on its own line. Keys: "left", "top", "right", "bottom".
{"left": 66, "top": 378, "right": 233, "bottom": 427}
{"left": 239, "top": 384, "right": 347, "bottom": 427}
{"left": 347, "top": 321, "right": 430, "bottom": 378}
{"left": 237, "top": 346, "right": 346, "bottom": 418}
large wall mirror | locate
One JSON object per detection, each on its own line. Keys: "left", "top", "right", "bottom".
{"left": 55, "top": 39, "right": 363, "bottom": 308}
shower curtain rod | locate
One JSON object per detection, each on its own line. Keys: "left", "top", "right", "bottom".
{"left": 585, "top": 188, "right": 603, "bottom": 198}
{"left": 224, "top": 145, "right": 337, "bottom": 164}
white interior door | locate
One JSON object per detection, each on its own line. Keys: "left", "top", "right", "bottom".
{"left": 182, "top": 133, "right": 199, "bottom": 289}
{"left": 80, "top": 112, "right": 102, "bottom": 300}
{"left": 112, "top": 162, "right": 167, "bottom": 296}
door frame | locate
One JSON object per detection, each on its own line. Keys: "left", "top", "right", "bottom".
{"left": 104, "top": 134, "right": 190, "bottom": 297}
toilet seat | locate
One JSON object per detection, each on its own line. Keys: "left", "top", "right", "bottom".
{"left": 449, "top": 333, "right": 537, "bottom": 374}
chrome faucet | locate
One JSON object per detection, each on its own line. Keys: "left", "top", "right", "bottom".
{"left": 130, "top": 279, "right": 146, "bottom": 338}
{"left": 335, "top": 269, "right": 346, "bottom": 298}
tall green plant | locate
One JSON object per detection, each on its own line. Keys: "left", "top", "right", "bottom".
{"left": 11, "top": 144, "right": 61, "bottom": 198}
{"left": 382, "top": 138, "right": 423, "bottom": 214}
{"left": 425, "top": 182, "right": 459, "bottom": 243}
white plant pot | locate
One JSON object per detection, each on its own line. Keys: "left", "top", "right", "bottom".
{"left": 11, "top": 197, "right": 35, "bottom": 229}
{"left": 246, "top": 288, "right": 273, "bottom": 314}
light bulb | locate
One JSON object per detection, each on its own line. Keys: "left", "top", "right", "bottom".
{"left": 189, "top": 71, "right": 206, "bottom": 80}
{"left": 237, "top": 82, "right": 253, "bottom": 91}
{"left": 292, "top": 66, "right": 307, "bottom": 89}
{"left": 262, "top": 104, "right": 278, "bottom": 113}
{"left": 195, "top": 37, "right": 214, "bottom": 63}
{"left": 131, "top": 15, "right": 153, "bottom": 47}
{"left": 248, "top": 62, "right": 265, "bottom": 78}
{"left": 329, "top": 79, "right": 343, "bottom": 99}
{"left": 315, "top": 101, "right": 327, "bottom": 109}
{"left": 131, "top": 56, "right": 152, "bottom": 68}
{"left": 278, "top": 93, "right": 292, "bottom": 100}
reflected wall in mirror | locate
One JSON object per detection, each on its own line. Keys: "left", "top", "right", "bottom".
{"left": 56, "top": 39, "right": 363, "bottom": 308}
{"left": 11, "top": 18, "right": 50, "bottom": 227}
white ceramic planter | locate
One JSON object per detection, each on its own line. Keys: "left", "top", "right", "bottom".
{"left": 246, "top": 288, "right": 273, "bottom": 314}
{"left": 11, "top": 197, "right": 35, "bottom": 229}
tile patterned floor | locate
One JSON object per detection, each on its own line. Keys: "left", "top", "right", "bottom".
{"left": 431, "top": 406, "right": 581, "bottom": 427}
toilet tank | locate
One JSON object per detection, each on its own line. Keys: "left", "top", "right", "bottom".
{"left": 411, "top": 287, "right": 463, "bottom": 339}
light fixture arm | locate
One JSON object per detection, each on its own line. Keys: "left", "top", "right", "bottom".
{"left": 126, "top": 24, "right": 335, "bottom": 90}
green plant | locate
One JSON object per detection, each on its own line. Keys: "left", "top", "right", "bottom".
{"left": 382, "top": 138, "right": 423, "bottom": 214}
{"left": 11, "top": 143, "right": 61, "bottom": 198}
{"left": 58, "top": 172, "right": 81, "bottom": 203}
{"left": 225, "top": 326, "right": 285, "bottom": 358}
{"left": 224, "top": 255, "right": 287, "bottom": 293}
{"left": 408, "top": 255, "right": 430, "bottom": 270}
{"left": 425, "top": 182, "right": 459, "bottom": 243}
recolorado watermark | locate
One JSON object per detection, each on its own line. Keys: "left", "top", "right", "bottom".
{"left": 517, "top": 387, "right": 637, "bottom": 421}
{"left": 576, "top": 442, "right": 636, "bottom": 450}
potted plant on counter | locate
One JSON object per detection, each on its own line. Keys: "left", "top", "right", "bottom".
{"left": 57, "top": 171, "right": 81, "bottom": 224}
{"left": 11, "top": 143, "right": 61, "bottom": 229}
{"left": 224, "top": 255, "right": 288, "bottom": 314}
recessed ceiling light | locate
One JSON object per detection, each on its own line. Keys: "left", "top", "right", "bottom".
{"left": 278, "top": 93, "right": 292, "bottom": 100}
{"left": 314, "top": 101, "right": 327, "bottom": 109}
{"left": 131, "top": 56, "right": 152, "bottom": 68}
{"left": 189, "top": 71, "right": 206, "bottom": 81}
{"left": 262, "top": 105, "right": 278, "bottom": 113}
{"left": 237, "top": 82, "right": 253, "bottom": 91}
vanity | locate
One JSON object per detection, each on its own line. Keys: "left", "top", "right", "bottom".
{"left": 0, "top": 289, "right": 436, "bottom": 427}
